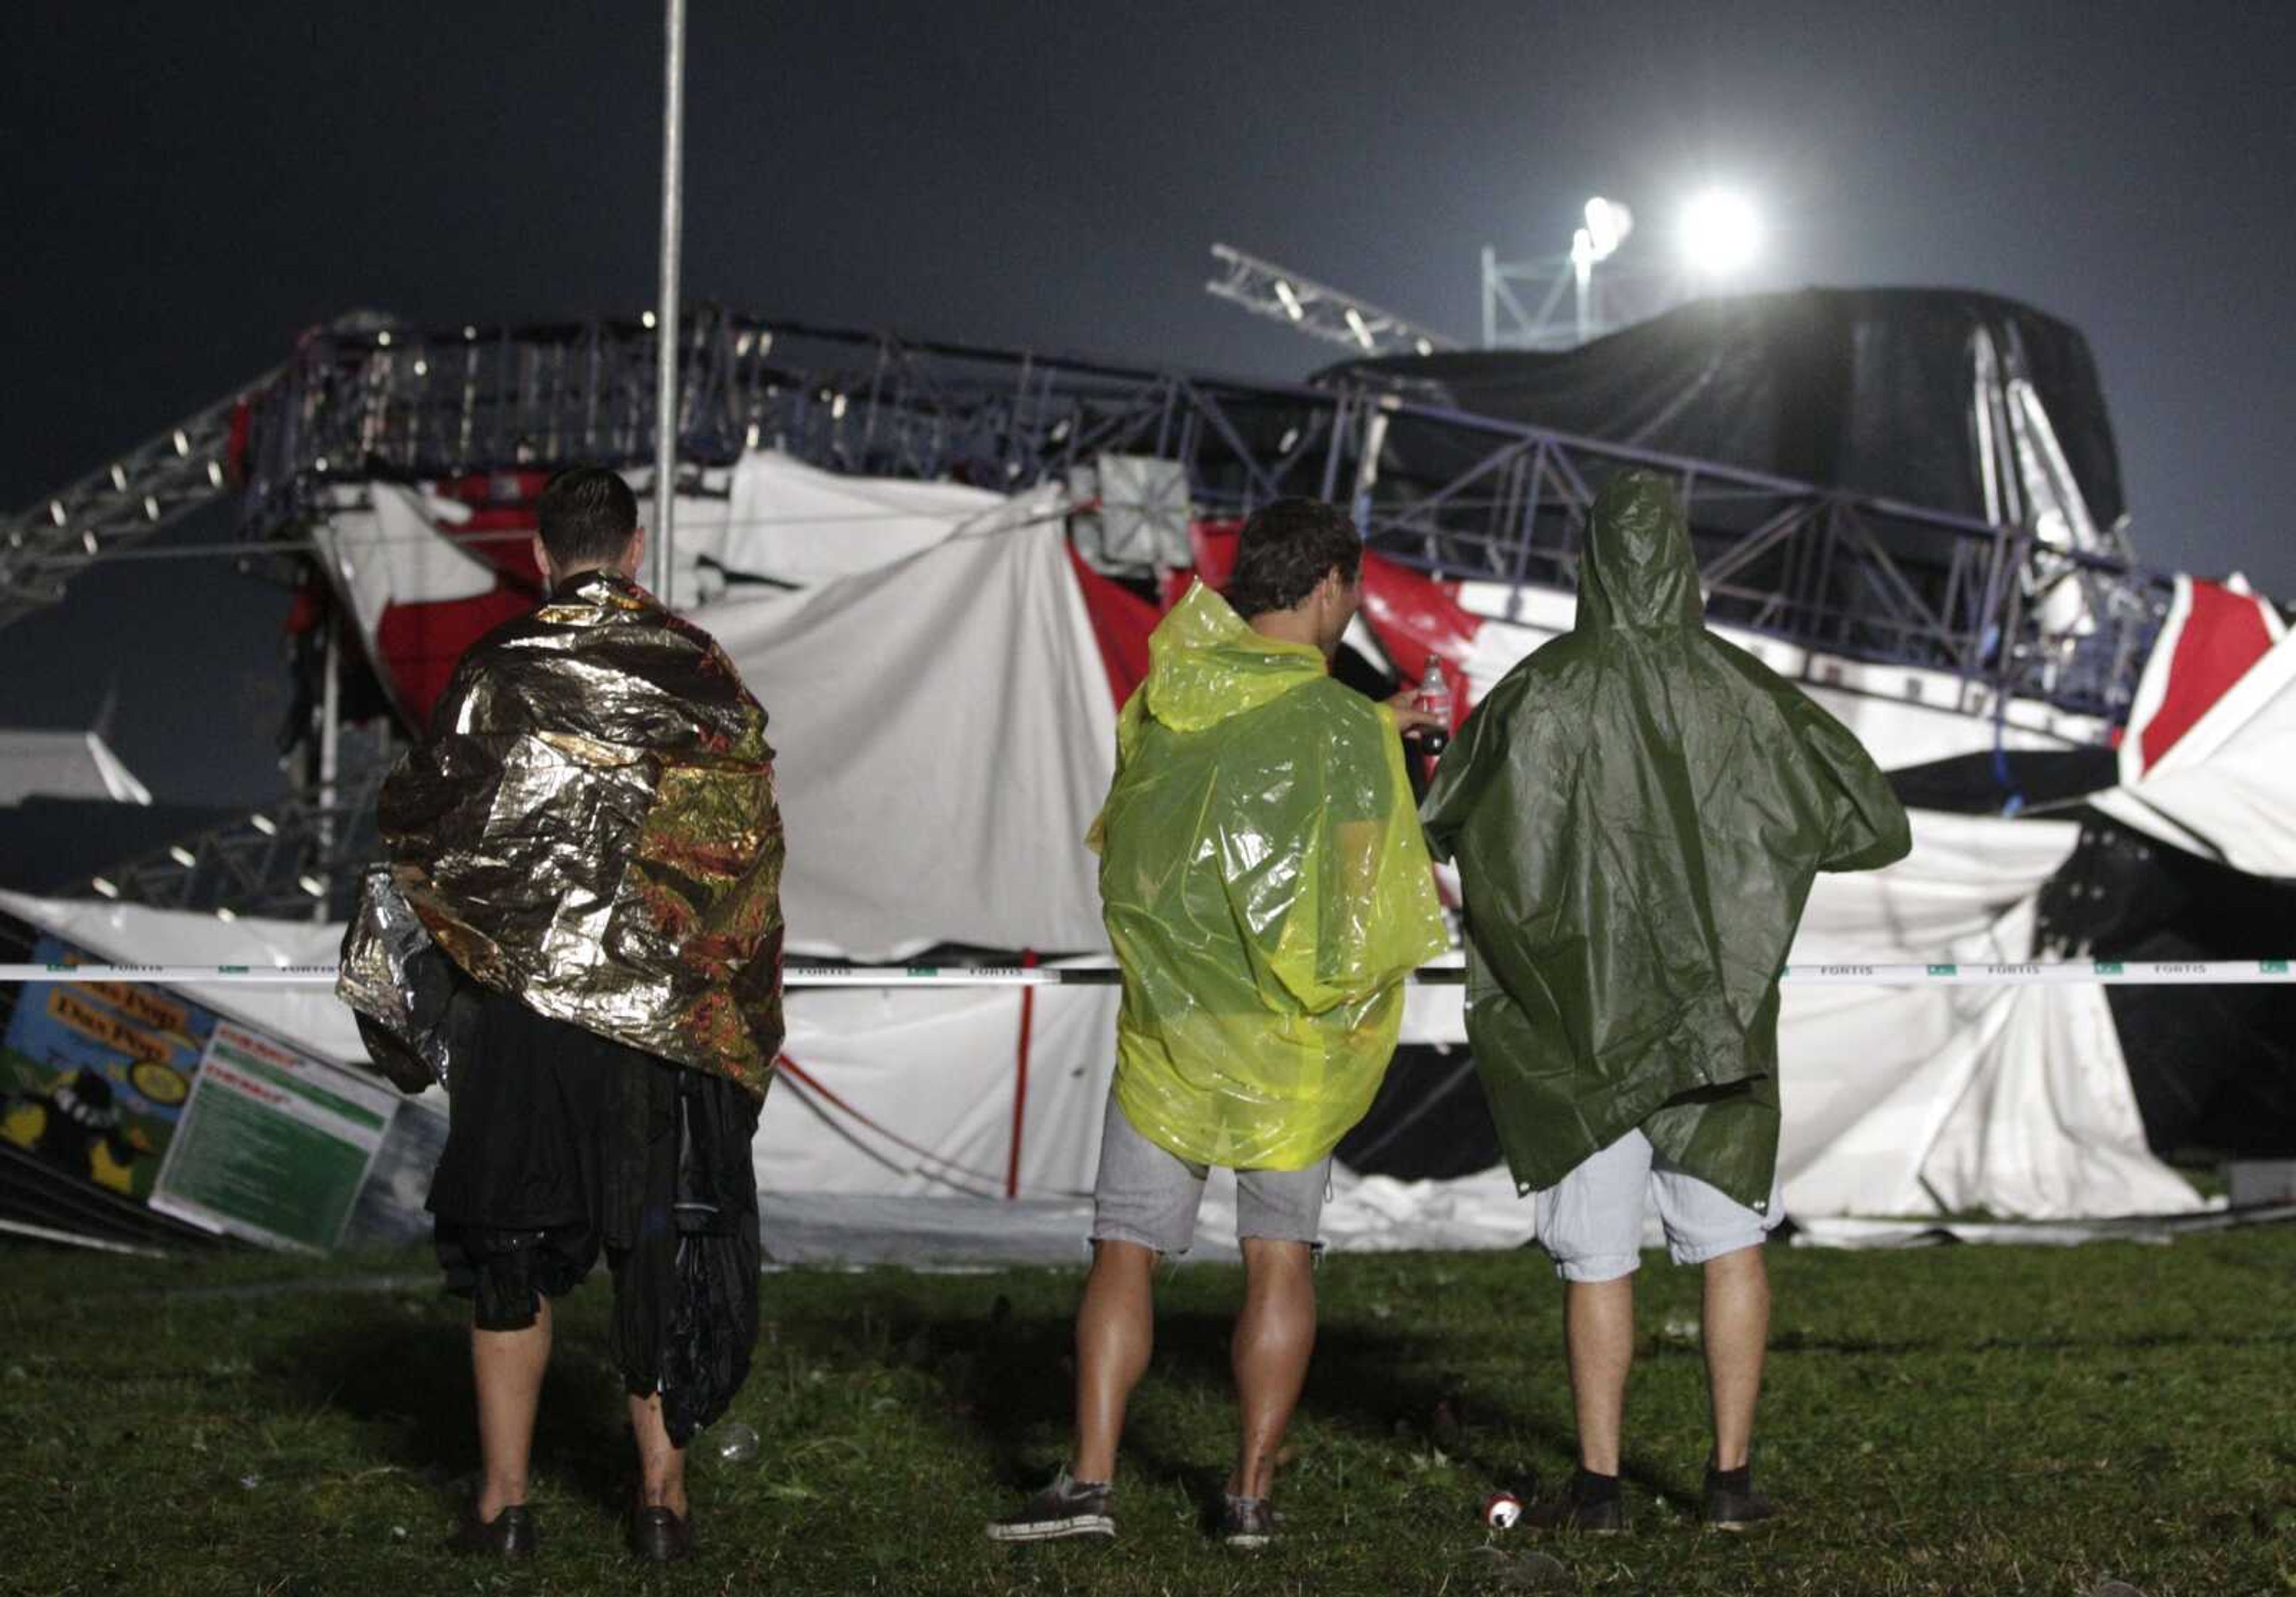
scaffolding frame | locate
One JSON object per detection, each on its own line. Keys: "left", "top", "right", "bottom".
{"left": 8, "top": 309, "right": 2173, "bottom": 916}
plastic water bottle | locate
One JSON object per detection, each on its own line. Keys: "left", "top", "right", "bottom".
{"left": 1413, "top": 652, "right": 1453, "bottom": 755}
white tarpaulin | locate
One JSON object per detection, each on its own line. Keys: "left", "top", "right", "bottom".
{"left": 2093, "top": 627, "right": 2296, "bottom": 879}
{"left": 697, "top": 487, "right": 1115, "bottom": 960}
{"left": 0, "top": 730, "right": 152, "bottom": 805}
{"left": 674, "top": 451, "right": 1007, "bottom": 588}
{"left": 759, "top": 982, "right": 1118, "bottom": 1200}
{"left": 1776, "top": 810, "right": 2201, "bottom": 1220}
{"left": 313, "top": 483, "right": 496, "bottom": 647}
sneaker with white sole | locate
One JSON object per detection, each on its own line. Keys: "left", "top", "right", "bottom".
{"left": 985, "top": 1470, "right": 1115, "bottom": 1543}
{"left": 1219, "top": 1492, "right": 1275, "bottom": 1550}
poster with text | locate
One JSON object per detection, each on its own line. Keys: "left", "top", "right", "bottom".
{"left": 1, "top": 935, "right": 216, "bottom": 1201}
{"left": 148, "top": 1021, "right": 400, "bottom": 1253}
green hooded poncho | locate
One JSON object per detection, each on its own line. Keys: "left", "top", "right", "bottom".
{"left": 1421, "top": 472, "right": 1910, "bottom": 1208}
{"left": 1095, "top": 581, "right": 1450, "bottom": 1171}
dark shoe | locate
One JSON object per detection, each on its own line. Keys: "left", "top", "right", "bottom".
{"left": 628, "top": 1506, "right": 694, "bottom": 1563}
{"left": 1703, "top": 1465, "right": 1781, "bottom": 1531}
{"left": 1218, "top": 1492, "right": 1275, "bottom": 1550}
{"left": 985, "top": 1469, "right": 1115, "bottom": 1542}
{"left": 448, "top": 1503, "right": 538, "bottom": 1559}
{"left": 1525, "top": 1470, "right": 1626, "bottom": 1535}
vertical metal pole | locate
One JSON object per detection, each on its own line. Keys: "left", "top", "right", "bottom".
{"left": 315, "top": 611, "right": 341, "bottom": 925}
{"left": 651, "top": 0, "right": 686, "bottom": 604}
{"left": 1480, "top": 246, "right": 1497, "bottom": 350}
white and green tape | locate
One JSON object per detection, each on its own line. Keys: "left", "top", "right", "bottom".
{"left": 1, "top": 960, "right": 2290, "bottom": 988}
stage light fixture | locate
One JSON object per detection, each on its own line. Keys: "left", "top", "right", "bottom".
{"left": 1583, "top": 196, "right": 1633, "bottom": 261}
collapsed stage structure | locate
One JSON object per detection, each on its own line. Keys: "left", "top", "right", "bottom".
{"left": 2, "top": 291, "right": 2291, "bottom": 1259}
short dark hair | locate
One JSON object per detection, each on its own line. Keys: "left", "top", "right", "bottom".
{"left": 1223, "top": 498, "right": 1362, "bottom": 617}
{"left": 536, "top": 466, "right": 639, "bottom": 567}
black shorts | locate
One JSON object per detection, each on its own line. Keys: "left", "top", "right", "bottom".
{"left": 427, "top": 981, "right": 764, "bottom": 1442}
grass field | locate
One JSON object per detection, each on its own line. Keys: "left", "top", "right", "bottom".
{"left": 1, "top": 1229, "right": 2291, "bottom": 1596}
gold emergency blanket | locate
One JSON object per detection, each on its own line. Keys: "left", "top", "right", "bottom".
{"left": 341, "top": 571, "right": 784, "bottom": 1096}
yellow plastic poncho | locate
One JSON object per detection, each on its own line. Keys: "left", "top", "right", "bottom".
{"left": 1093, "top": 581, "right": 1449, "bottom": 1171}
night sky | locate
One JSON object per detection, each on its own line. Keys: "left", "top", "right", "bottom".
{"left": 4, "top": 1, "right": 2291, "bottom": 804}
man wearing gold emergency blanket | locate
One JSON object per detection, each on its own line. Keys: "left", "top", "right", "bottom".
{"left": 338, "top": 467, "right": 783, "bottom": 1565}
{"left": 991, "top": 498, "right": 1449, "bottom": 1550}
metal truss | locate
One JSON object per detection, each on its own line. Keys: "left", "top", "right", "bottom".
{"left": 1480, "top": 246, "right": 1687, "bottom": 350}
{"left": 1205, "top": 245, "right": 1459, "bottom": 358}
{"left": 0, "top": 369, "right": 271, "bottom": 631}
{"left": 233, "top": 307, "right": 2164, "bottom": 712}
{"left": 86, "top": 741, "right": 387, "bottom": 923}
{"left": 23, "top": 307, "right": 2178, "bottom": 914}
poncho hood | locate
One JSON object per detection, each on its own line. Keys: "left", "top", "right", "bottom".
{"left": 340, "top": 570, "right": 785, "bottom": 1096}
{"left": 1094, "top": 582, "right": 1449, "bottom": 1170}
{"left": 1141, "top": 581, "right": 1331, "bottom": 731}
{"left": 1422, "top": 471, "right": 1909, "bottom": 1207}
{"left": 1576, "top": 471, "right": 1705, "bottom": 632}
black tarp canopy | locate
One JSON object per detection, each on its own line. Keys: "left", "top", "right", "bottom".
{"left": 1320, "top": 287, "right": 2124, "bottom": 529}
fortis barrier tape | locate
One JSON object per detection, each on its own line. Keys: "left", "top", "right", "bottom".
{"left": 0, "top": 960, "right": 2288, "bottom": 988}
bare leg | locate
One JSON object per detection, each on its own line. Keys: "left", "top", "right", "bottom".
{"left": 1228, "top": 1238, "right": 1317, "bottom": 1500}
{"left": 627, "top": 1391, "right": 689, "bottom": 1517}
{"left": 1562, "top": 1275, "right": 1635, "bottom": 1475}
{"left": 1071, "top": 1239, "right": 1158, "bottom": 1483}
{"left": 471, "top": 1295, "right": 552, "bottom": 1520}
{"left": 1700, "top": 1245, "right": 1770, "bottom": 1471}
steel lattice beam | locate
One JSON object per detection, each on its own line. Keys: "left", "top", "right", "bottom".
{"left": 19, "top": 307, "right": 2193, "bottom": 915}
{"left": 0, "top": 371, "right": 271, "bottom": 630}
{"left": 1205, "top": 244, "right": 1460, "bottom": 358}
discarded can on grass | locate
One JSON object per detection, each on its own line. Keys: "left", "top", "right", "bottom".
{"left": 1481, "top": 1489, "right": 1522, "bottom": 1529}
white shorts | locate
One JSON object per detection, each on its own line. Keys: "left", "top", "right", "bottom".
{"left": 1532, "top": 1128, "right": 1782, "bottom": 1283}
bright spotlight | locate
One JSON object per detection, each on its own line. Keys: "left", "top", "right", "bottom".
{"left": 1583, "top": 197, "right": 1632, "bottom": 261}
{"left": 1679, "top": 189, "right": 1761, "bottom": 274}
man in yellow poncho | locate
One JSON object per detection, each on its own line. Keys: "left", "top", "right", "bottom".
{"left": 988, "top": 499, "right": 1449, "bottom": 1550}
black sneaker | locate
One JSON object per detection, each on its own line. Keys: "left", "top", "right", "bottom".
{"left": 1703, "top": 1465, "right": 1780, "bottom": 1531}
{"left": 1219, "top": 1492, "right": 1275, "bottom": 1550}
{"left": 986, "top": 1470, "right": 1115, "bottom": 1542}
{"left": 1524, "top": 1471, "right": 1626, "bottom": 1534}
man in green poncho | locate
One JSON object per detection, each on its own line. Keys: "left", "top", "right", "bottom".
{"left": 1422, "top": 471, "right": 1909, "bottom": 1534}
{"left": 989, "top": 499, "right": 1449, "bottom": 1550}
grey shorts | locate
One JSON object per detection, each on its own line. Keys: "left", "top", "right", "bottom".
{"left": 1089, "top": 1092, "right": 1329, "bottom": 1257}
{"left": 1532, "top": 1128, "right": 1782, "bottom": 1283}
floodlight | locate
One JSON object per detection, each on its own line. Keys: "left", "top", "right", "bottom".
{"left": 1679, "top": 190, "right": 1761, "bottom": 274}
{"left": 1583, "top": 197, "right": 1633, "bottom": 261}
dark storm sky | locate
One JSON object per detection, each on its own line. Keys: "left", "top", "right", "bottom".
{"left": 4, "top": 1, "right": 2291, "bottom": 804}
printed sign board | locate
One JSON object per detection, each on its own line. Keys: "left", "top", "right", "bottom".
{"left": 148, "top": 1021, "right": 399, "bottom": 1253}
